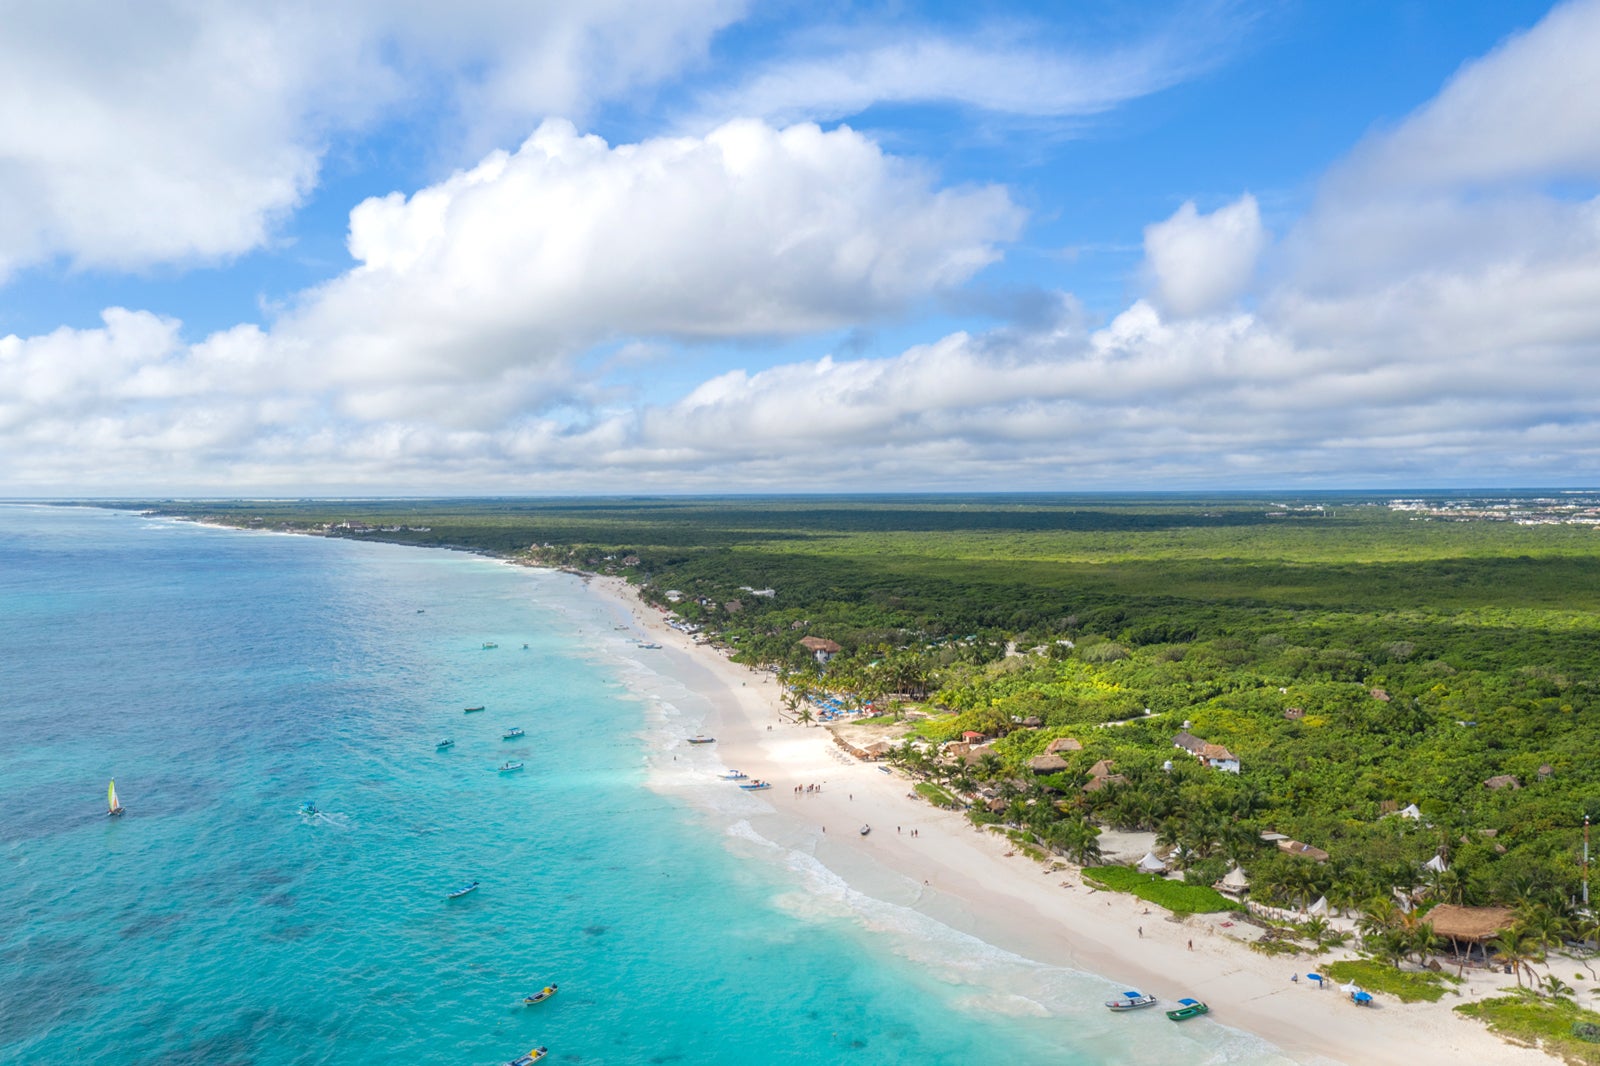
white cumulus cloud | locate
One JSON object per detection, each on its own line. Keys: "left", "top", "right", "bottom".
{"left": 0, "top": 0, "right": 744, "bottom": 281}
{"left": 1142, "top": 195, "right": 1266, "bottom": 318}
{"left": 282, "top": 118, "right": 1021, "bottom": 414}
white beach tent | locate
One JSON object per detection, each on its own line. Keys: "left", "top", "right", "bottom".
{"left": 1219, "top": 865, "right": 1250, "bottom": 892}
{"left": 1307, "top": 895, "right": 1329, "bottom": 916}
{"left": 1398, "top": 803, "right": 1423, "bottom": 820}
{"left": 1423, "top": 854, "right": 1449, "bottom": 873}
{"left": 1137, "top": 851, "right": 1168, "bottom": 873}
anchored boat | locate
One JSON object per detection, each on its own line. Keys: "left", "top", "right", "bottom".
{"left": 503, "top": 727, "right": 526, "bottom": 740}
{"left": 464, "top": 705, "right": 486, "bottom": 714}
{"left": 498, "top": 762, "right": 525, "bottom": 774}
{"left": 445, "top": 880, "right": 479, "bottom": 899}
{"left": 1105, "top": 991, "right": 1158, "bottom": 1012}
{"left": 1166, "top": 998, "right": 1209, "bottom": 1021}
{"left": 436, "top": 737, "right": 455, "bottom": 750}
{"left": 504, "top": 1048, "right": 548, "bottom": 1065}
{"left": 523, "top": 984, "right": 558, "bottom": 1005}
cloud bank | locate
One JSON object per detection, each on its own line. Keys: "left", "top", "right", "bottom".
{"left": 4, "top": 1, "right": 1600, "bottom": 492}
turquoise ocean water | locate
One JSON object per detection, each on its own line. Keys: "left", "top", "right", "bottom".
{"left": 0, "top": 506, "right": 1287, "bottom": 1065}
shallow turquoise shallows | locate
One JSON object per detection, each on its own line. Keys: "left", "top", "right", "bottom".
{"left": 0, "top": 506, "right": 1285, "bottom": 1066}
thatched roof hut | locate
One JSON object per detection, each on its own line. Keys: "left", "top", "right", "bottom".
{"left": 1276, "top": 839, "right": 1330, "bottom": 862}
{"left": 798, "top": 636, "right": 841, "bottom": 653}
{"left": 1029, "top": 754, "right": 1070, "bottom": 774}
{"left": 1045, "top": 737, "right": 1083, "bottom": 754}
{"left": 1483, "top": 774, "right": 1521, "bottom": 791}
{"left": 1425, "top": 904, "right": 1516, "bottom": 944}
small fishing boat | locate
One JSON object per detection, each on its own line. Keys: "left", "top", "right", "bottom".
{"left": 298, "top": 801, "right": 319, "bottom": 817}
{"left": 521, "top": 643, "right": 530, "bottom": 649}
{"left": 859, "top": 824, "right": 871, "bottom": 836}
{"left": 445, "top": 880, "right": 479, "bottom": 899}
{"left": 638, "top": 642, "right": 662, "bottom": 650}
{"left": 504, "top": 1048, "right": 548, "bottom": 1066}
{"left": 687, "top": 735, "right": 715, "bottom": 744}
{"left": 107, "top": 779, "right": 125, "bottom": 817}
{"left": 503, "top": 727, "right": 526, "bottom": 740}
{"left": 738, "top": 780, "right": 771, "bottom": 791}
{"left": 482, "top": 642, "right": 498, "bottom": 649}
{"left": 1105, "top": 991, "right": 1158, "bottom": 1012}
{"left": 1166, "top": 998, "right": 1209, "bottom": 1021}
{"left": 464, "top": 705, "right": 486, "bottom": 714}
{"left": 523, "top": 984, "right": 558, "bottom": 1005}
{"left": 720, "top": 770, "right": 748, "bottom": 780}
{"left": 498, "top": 762, "right": 525, "bottom": 774}
{"left": 436, "top": 737, "right": 455, "bottom": 750}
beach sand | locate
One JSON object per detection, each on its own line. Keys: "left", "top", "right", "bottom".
{"left": 585, "top": 574, "right": 1558, "bottom": 1066}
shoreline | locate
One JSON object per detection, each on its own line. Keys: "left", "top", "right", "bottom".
{"left": 580, "top": 572, "right": 1556, "bottom": 1066}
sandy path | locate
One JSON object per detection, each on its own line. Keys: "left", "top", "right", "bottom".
{"left": 586, "top": 575, "right": 1555, "bottom": 1066}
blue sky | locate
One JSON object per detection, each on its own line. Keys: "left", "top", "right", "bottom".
{"left": 1, "top": 0, "right": 1594, "bottom": 493}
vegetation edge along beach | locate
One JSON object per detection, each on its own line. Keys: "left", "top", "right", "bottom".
{"left": 109, "top": 492, "right": 1600, "bottom": 1064}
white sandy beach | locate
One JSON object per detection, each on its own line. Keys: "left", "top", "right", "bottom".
{"left": 582, "top": 573, "right": 1560, "bottom": 1066}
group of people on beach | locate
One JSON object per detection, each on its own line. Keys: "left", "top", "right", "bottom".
{"left": 793, "top": 783, "right": 824, "bottom": 794}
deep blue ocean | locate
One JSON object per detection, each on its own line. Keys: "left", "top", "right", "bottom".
{"left": 0, "top": 506, "right": 1282, "bottom": 1065}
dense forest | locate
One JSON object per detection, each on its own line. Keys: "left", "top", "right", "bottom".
{"left": 120, "top": 494, "right": 1600, "bottom": 925}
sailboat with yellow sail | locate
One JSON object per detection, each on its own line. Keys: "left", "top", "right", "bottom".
{"left": 107, "top": 779, "right": 125, "bottom": 817}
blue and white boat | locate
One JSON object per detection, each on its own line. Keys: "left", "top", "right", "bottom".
{"left": 503, "top": 727, "right": 525, "bottom": 740}
{"left": 1105, "top": 991, "right": 1157, "bottom": 1011}
{"left": 498, "top": 761, "right": 524, "bottom": 774}
{"left": 445, "top": 880, "right": 479, "bottom": 899}
{"left": 436, "top": 737, "right": 454, "bottom": 750}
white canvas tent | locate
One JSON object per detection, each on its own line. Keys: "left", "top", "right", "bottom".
{"left": 1306, "top": 895, "right": 1329, "bottom": 916}
{"left": 1423, "top": 854, "right": 1449, "bottom": 873}
{"left": 1137, "top": 851, "right": 1168, "bottom": 873}
{"left": 1217, "top": 865, "right": 1250, "bottom": 893}
{"left": 1398, "top": 803, "right": 1422, "bottom": 820}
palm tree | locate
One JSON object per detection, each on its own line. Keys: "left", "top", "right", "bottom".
{"left": 1572, "top": 912, "right": 1600, "bottom": 978}
{"left": 1302, "top": 916, "right": 1332, "bottom": 952}
{"left": 1048, "top": 817, "right": 1103, "bottom": 866}
{"left": 1540, "top": 973, "right": 1576, "bottom": 1000}
{"left": 1406, "top": 921, "right": 1441, "bottom": 967}
{"left": 1358, "top": 898, "right": 1399, "bottom": 944}
{"left": 1516, "top": 903, "right": 1572, "bottom": 978}
{"left": 1490, "top": 928, "right": 1540, "bottom": 988}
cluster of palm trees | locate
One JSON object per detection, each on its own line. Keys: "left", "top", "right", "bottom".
{"left": 881, "top": 740, "right": 1105, "bottom": 865}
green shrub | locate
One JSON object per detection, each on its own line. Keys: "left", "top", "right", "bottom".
{"left": 1458, "top": 994, "right": 1600, "bottom": 1065}
{"left": 1323, "top": 961, "right": 1457, "bottom": 1003}
{"left": 1081, "top": 866, "right": 1237, "bottom": 915}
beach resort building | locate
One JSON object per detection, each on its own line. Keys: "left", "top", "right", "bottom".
{"left": 798, "top": 636, "right": 841, "bottom": 664}
{"left": 1172, "top": 731, "right": 1241, "bottom": 773}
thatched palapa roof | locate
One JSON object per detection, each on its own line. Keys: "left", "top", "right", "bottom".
{"left": 1425, "top": 904, "right": 1516, "bottom": 942}
{"left": 1029, "top": 754, "right": 1070, "bottom": 773}
{"left": 799, "top": 636, "right": 841, "bottom": 653}
{"left": 1046, "top": 737, "right": 1083, "bottom": 754}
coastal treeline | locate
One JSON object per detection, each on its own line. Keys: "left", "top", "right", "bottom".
{"left": 124, "top": 495, "right": 1600, "bottom": 917}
